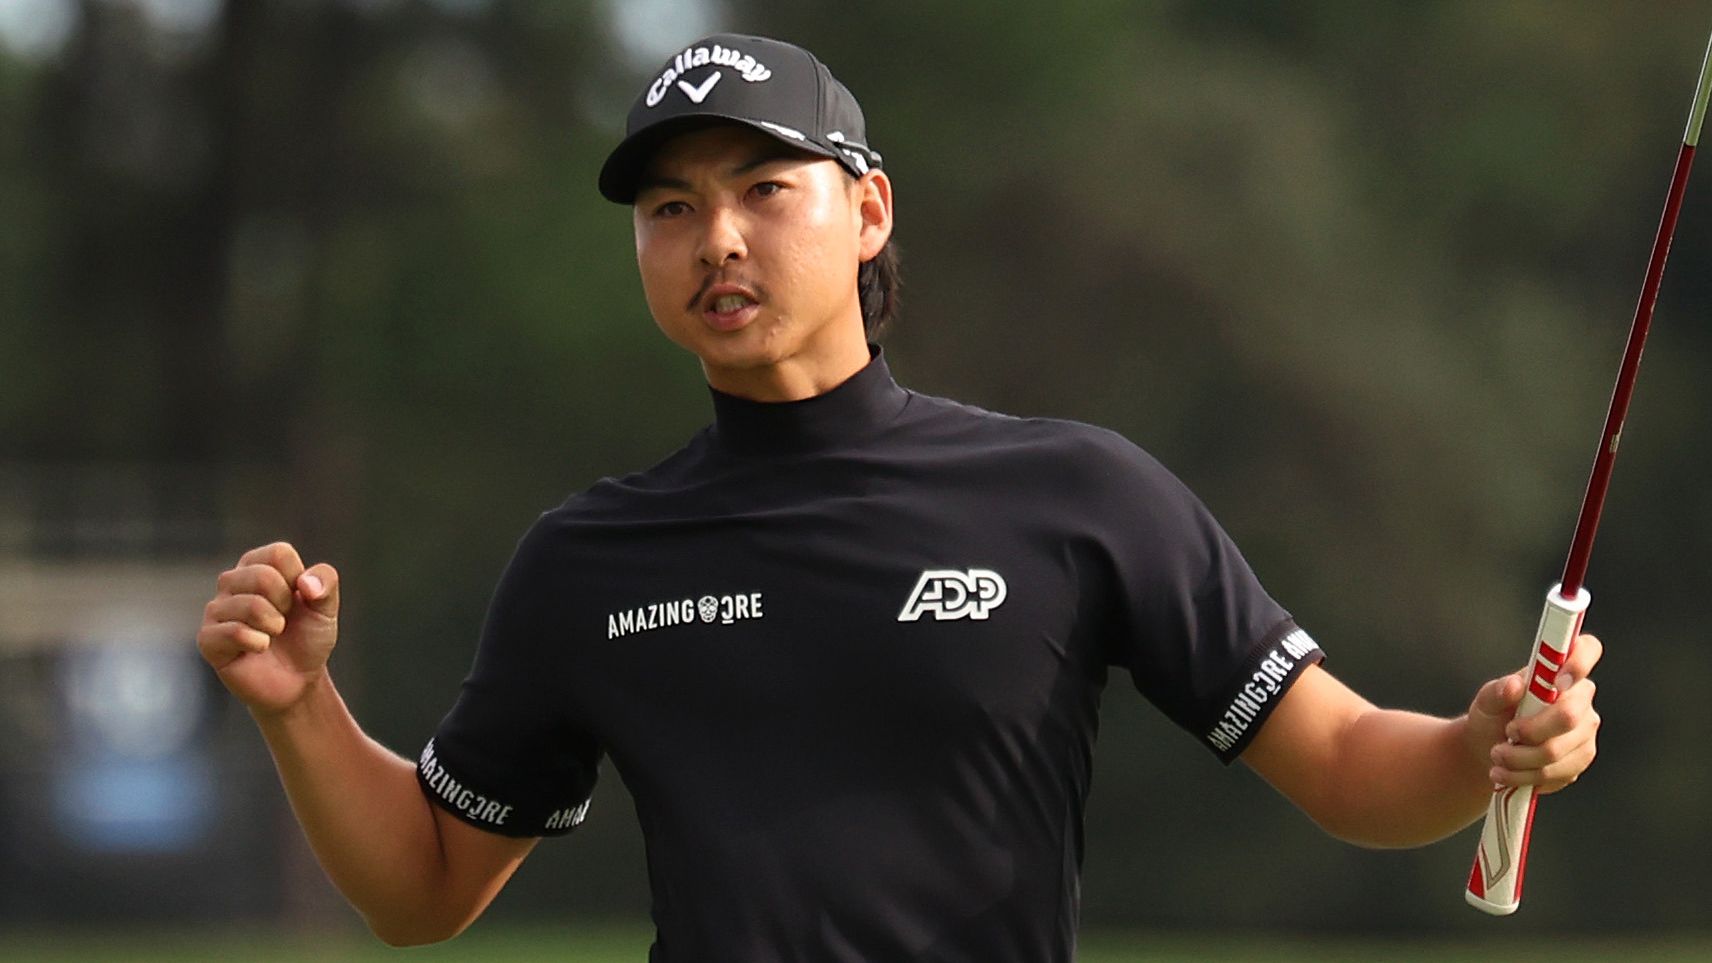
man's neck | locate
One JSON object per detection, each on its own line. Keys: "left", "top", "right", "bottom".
{"left": 701, "top": 323, "right": 873, "bottom": 402}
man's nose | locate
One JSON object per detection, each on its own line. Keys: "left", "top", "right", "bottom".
{"left": 697, "top": 206, "right": 748, "bottom": 266}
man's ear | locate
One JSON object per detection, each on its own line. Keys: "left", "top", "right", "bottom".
{"left": 854, "top": 169, "right": 893, "bottom": 261}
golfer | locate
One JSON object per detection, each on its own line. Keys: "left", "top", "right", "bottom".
{"left": 196, "top": 33, "right": 1602, "bottom": 961}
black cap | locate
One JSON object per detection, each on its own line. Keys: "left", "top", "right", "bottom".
{"left": 598, "top": 34, "right": 882, "bottom": 204}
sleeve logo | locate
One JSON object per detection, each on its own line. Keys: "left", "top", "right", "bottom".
{"left": 897, "top": 569, "right": 1008, "bottom": 622}
{"left": 543, "top": 799, "right": 591, "bottom": 832}
{"left": 1204, "top": 628, "right": 1321, "bottom": 754}
{"left": 418, "top": 739, "right": 515, "bottom": 827}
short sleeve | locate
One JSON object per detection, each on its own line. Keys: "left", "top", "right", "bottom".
{"left": 1080, "top": 430, "right": 1325, "bottom": 764}
{"left": 417, "top": 517, "right": 601, "bottom": 837}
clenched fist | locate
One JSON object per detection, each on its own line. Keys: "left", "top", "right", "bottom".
{"left": 198, "top": 541, "right": 341, "bottom": 716}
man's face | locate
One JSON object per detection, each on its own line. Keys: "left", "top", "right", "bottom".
{"left": 632, "top": 124, "right": 888, "bottom": 390}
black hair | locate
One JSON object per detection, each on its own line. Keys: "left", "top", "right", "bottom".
{"left": 858, "top": 237, "right": 901, "bottom": 339}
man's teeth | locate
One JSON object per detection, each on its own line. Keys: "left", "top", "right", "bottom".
{"left": 712, "top": 294, "right": 752, "bottom": 313}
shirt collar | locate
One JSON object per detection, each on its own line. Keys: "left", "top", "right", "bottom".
{"left": 708, "top": 345, "right": 910, "bottom": 455}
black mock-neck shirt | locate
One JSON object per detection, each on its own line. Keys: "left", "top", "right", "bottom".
{"left": 418, "top": 347, "right": 1322, "bottom": 962}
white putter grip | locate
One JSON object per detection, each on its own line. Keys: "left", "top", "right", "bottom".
{"left": 1464, "top": 583, "right": 1591, "bottom": 915}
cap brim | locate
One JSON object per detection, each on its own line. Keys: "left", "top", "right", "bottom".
{"left": 598, "top": 113, "right": 845, "bottom": 204}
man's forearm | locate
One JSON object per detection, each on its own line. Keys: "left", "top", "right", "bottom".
{"left": 1246, "top": 666, "right": 1499, "bottom": 849}
{"left": 1315, "top": 707, "right": 1492, "bottom": 849}
{"left": 253, "top": 672, "right": 456, "bottom": 943}
{"left": 201, "top": 546, "right": 531, "bottom": 944}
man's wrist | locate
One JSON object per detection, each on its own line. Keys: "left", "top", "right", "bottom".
{"left": 1453, "top": 711, "right": 1499, "bottom": 791}
{"left": 249, "top": 667, "right": 337, "bottom": 731}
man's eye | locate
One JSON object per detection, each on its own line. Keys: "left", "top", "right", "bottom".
{"left": 654, "top": 200, "right": 690, "bottom": 217}
{"left": 751, "top": 181, "right": 782, "bottom": 198}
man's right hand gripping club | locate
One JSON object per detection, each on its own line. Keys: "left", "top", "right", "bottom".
{"left": 197, "top": 542, "right": 340, "bottom": 716}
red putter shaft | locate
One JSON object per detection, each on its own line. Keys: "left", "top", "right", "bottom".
{"left": 1560, "top": 73, "right": 1708, "bottom": 597}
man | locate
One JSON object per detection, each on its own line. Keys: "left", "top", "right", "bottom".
{"left": 196, "top": 33, "right": 1601, "bottom": 961}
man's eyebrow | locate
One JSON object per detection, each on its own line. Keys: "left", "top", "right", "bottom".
{"left": 636, "top": 148, "right": 806, "bottom": 198}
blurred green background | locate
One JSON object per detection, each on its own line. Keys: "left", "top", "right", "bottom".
{"left": 2, "top": 0, "right": 1710, "bottom": 958}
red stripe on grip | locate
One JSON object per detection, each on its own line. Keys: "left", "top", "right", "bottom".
{"left": 1528, "top": 675, "right": 1558, "bottom": 703}
{"left": 1535, "top": 640, "right": 1565, "bottom": 670}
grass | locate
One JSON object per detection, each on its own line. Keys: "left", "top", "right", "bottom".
{"left": 5, "top": 924, "right": 1712, "bottom": 962}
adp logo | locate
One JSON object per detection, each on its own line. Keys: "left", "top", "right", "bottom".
{"left": 897, "top": 569, "right": 1008, "bottom": 622}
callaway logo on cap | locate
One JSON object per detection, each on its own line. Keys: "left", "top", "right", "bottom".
{"left": 598, "top": 33, "right": 882, "bottom": 203}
